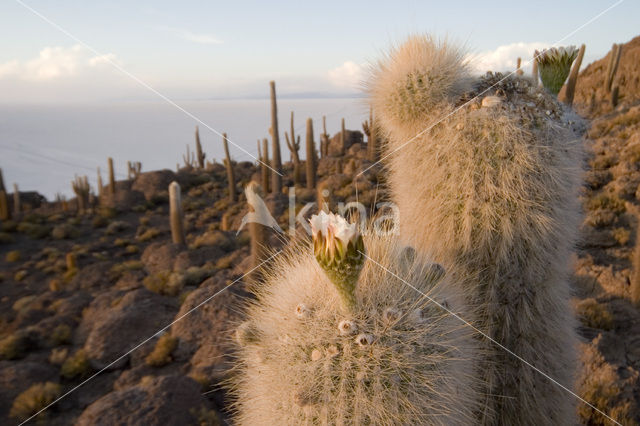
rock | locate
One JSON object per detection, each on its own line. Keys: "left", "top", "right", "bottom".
{"left": 132, "top": 170, "right": 177, "bottom": 201}
{"left": 170, "top": 276, "right": 243, "bottom": 377}
{"left": 173, "top": 246, "right": 223, "bottom": 271}
{"left": 69, "top": 261, "right": 113, "bottom": 290}
{"left": 76, "top": 375, "right": 217, "bottom": 426}
{"left": 328, "top": 130, "right": 363, "bottom": 157}
{"left": 82, "top": 289, "right": 178, "bottom": 370}
{"left": 141, "top": 243, "right": 185, "bottom": 275}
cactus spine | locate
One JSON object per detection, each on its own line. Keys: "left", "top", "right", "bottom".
{"left": 261, "top": 138, "right": 270, "bottom": 194}
{"left": 562, "top": 43, "right": 586, "bottom": 107}
{"left": 269, "top": 81, "right": 283, "bottom": 194}
{"left": 168, "top": 181, "right": 185, "bottom": 245}
{"left": 305, "top": 118, "right": 316, "bottom": 190}
{"left": 369, "top": 35, "right": 582, "bottom": 425}
{"left": 285, "top": 111, "right": 301, "bottom": 186}
{"left": 231, "top": 229, "right": 480, "bottom": 425}
{"left": 195, "top": 125, "right": 205, "bottom": 169}
{"left": 107, "top": 157, "right": 115, "bottom": 196}
{"left": 222, "top": 133, "right": 237, "bottom": 202}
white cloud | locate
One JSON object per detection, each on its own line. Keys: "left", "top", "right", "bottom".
{"left": 327, "top": 61, "right": 365, "bottom": 90}
{"left": 469, "top": 42, "right": 548, "bottom": 75}
{"left": 0, "top": 45, "right": 119, "bottom": 81}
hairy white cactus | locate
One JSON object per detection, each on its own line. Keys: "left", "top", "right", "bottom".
{"left": 369, "top": 35, "right": 582, "bottom": 424}
{"left": 231, "top": 221, "right": 481, "bottom": 425}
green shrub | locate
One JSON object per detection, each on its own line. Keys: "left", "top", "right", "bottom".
{"left": 586, "top": 193, "right": 626, "bottom": 214}
{"left": 60, "top": 349, "right": 91, "bottom": 379}
{"left": 9, "top": 382, "right": 62, "bottom": 421}
{"left": 109, "top": 260, "right": 144, "bottom": 281}
{"left": 6, "top": 250, "right": 21, "bottom": 262}
{"left": 0, "top": 333, "right": 29, "bottom": 360}
{"left": 17, "top": 222, "right": 51, "bottom": 239}
{"left": 145, "top": 334, "right": 178, "bottom": 367}
{"left": 576, "top": 299, "right": 614, "bottom": 330}
{"left": 50, "top": 324, "right": 72, "bottom": 346}
{"left": 137, "top": 227, "right": 161, "bottom": 242}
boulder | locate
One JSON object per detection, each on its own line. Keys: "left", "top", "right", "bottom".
{"left": 76, "top": 375, "right": 218, "bottom": 426}
{"left": 0, "top": 361, "right": 57, "bottom": 420}
{"left": 328, "top": 130, "right": 363, "bottom": 157}
{"left": 132, "top": 170, "right": 177, "bottom": 201}
{"left": 82, "top": 289, "right": 178, "bottom": 370}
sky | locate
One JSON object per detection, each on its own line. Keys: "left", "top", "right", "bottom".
{"left": 0, "top": 0, "right": 638, "bottom": 103}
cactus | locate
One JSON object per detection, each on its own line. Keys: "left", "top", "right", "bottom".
{"left": 605, "top": 43, "right": 622, "bottom": 93}
{"left": 532, "top": 50, "right": 539, "bottom": 85}
{"left": 71, "top": 175, "right": 90, "bottom": 214}
{"left": 562, "top": 43, "right": 586, "bottom": 107}
{"left": 362, "top": 107, "right": 378, "bottom": 162}
{"left": 0, "top": 168, "right": 8, "bottom": 221}
{"left": 340, "top": 118, "right": 346, "bottom": 155}
{"left": 611, "top": 85, "right": 620, "bottom": 108}
{"left": 537, "top": 46, "right": 579, "bottom": 96}
{"left": 195, "top": 126, "right": 206, "bottom": 169}
{"left": 269, "top": 81, "right": 283, "bottom": 194}
{"left": 632, "top": 213, "right": 640, "bottom": 307}
{"left": 12, "top": 183, "right": 20, "bottom": 216}
{"left": 261, "top": 138, "right": 270, "bottom": 194}
{"left": 231, "top": 215, "right": 480, "bottom": 425}
{"left": 169, "top": 181, "right": 185, "bottom": 245}
{"left": 127, "top": 161, "right": 142, "bottom": 179}
{"left": 369, "top": 35, "right": 582, "bottom": 425}
{"left": 515, "top": 57, "right": 523, "bottom": 75}
{"left": 108, "top": 157, "right": 116, "bottom": 196}
{"left": 321, "top": 115, "right": 329, "bottom": 158}
{"left": 183, "top": 144, "right": 197, "bottom": 168}
{"left": 285, "top": 111, "right": 302, "bottom": 186}
{"left": 96, "top": 167, "right": 103, "bottom": 198}
{"left": 305, "top": 118, "right": 316, "bottom": 190}
{"left": 222, "top": 133, "right": 237, "bottom": 202}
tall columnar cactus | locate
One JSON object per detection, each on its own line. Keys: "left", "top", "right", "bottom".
{"left": 605, "top": 43, "right": 622, "bottom": 93}
{"left": 261, "top": 138, "right": 270, "bottom": 194}
{"left": 169, "top": 181, "right": 185, "bottom": 245}
{"left": 96, "top": 167, "right": 103, "bottom": 198}
{"left": 195, "top": 126, "right": 206, "bottom": 169}
{"left": 305, "top": 118, "right": 316, "bottom": 190}
{"left": 269, "top": 81, "right": 283, "bottom": 194}
{"left": 537, "top": 46, "right": 579, "bottom": 96}
{"left": 362, "top": 107, "right": 378, "bottom": 162}
{"left": 532, "top": 50, "right": 539, "bottom": 85}
{"left": 231, "top": 212, "right": 480, "bottom": 425}
{"left": 107, "top": 157, "right": 116, "bottom": 196}
{"left": 285, "top": 112, "right": 301, "bottom": 186}
{"left": 222, "top": 133, "right": 237, "bottom": 202}
{"left": 71, "top": 175, "right": 90, "bottom": 214}
{"left": 340, "top": 117, "right": 346, "bottom": 155}
{"left": 369, "top": 35, "right": 582, "bottom": 425}
{"left": 0, "top": 168, "right": 9, "bottom": 220}
{"left": 515, "top": 57, "right": 523, "bottom": 75}
{"left": 562, "top": 43, "right": 586, "bottom": 107}
{"left": 12, "top": 183, "right": 20, "bottom": 216}
{"left": 321, "top": 115, "right": 329, "bottom": 158}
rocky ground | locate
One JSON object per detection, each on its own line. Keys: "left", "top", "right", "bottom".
{"left": 2, "top": 36, "right": 640, "bottom": 425}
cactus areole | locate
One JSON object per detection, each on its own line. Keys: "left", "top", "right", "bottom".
{"left": 310, "top": 212, "right": 364, "bottom": 311}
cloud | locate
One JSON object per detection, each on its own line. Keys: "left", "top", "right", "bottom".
{"left": 469, "top": 42, "right": 548, "bottom": 75}
{"left": 327, "top": 61, "right": 365, "bottom": 90}
{"left": 0, "top": 45, "right": 119, "bottom": 81}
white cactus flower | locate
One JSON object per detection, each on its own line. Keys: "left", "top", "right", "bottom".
{"left": 355, "top": 333, "right": 374, "bottom": 347}
{"left": 338, "top": 319, "right": 358, "bottom": 336}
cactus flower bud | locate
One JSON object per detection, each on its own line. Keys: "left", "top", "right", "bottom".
{"left": 536, "top": 46, "right": 578, "bottom": 96}
{"left": 310, "top": 211, "right": 364, "bottom": 311}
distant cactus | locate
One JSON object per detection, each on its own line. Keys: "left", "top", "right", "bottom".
{"left": 340, "top": 118, "right": 346, "bottom": 155}
{"left": 611, "top": 85, "right": 620, "bottom": 108}
{"left": 108, "top": 157, "right": 116, "bottom": 196}
{"left": 169, "top": 181, "right": 185, "bottom": 245}
{"left": 231, "top": 216, "right": 480, "bottom": 425}
{"left": 532, "top": 50, "right": 539, "bottom": 85}
{"left": 537, "top": 46, "right": 579, "bottom": 96}
{"left": 71, "top": 175, "right": 90, "bottom": 214}
{"left": 305, "top": 118, "right": 316, "bottom": 190}
{"left": 0, "top": 169, "right": 8, "bottom": 221}
{"left": 362, "top": 107, "right": 378, "bottom": 162}
{"left": 562, "top": 43, "right": 586, "bottom": 107}
{"left": 369, "top": 35, "right": 582, "bottom": 424}
{"left": 320, "top": 115, "right": 329, "bottom": 158}
{"left": 515, "top": 57, "right": 523, "bottom": 75}
{"left": 195, "top": 126, "right": 206, "bottom": 169}
{"left": 605, "top": 43, "right": 622, "bottom": 93}
{"left": 222, "top": 133, "right": 237, "bottom": 202}
{"left": 127, "top": 161, "right": 142, "bottom": 180}
{"left": 269, "top": 81, "right": 283, "bottom": 194}
{"left": 183, "top": 144, "right": 197, "bottom": 168}
{"left": 261, "top": 138, "right": 270, "bottom": 193}
{"left": 96, "top": 167, "right": 103, "bottom": 198}
{"left": 285, "top": 112, "right": 301, "bottom": 186}
{"left": 12, "top": 183, "right": 20, "bottom": 216}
